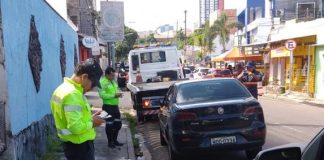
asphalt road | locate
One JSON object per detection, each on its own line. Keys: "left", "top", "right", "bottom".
{"left": 135, "top": 95, "right": 324, "bottom": 160}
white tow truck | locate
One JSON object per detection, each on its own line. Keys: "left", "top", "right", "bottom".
{"left": 126, "top": 45, "right": 185, "bottom": 122}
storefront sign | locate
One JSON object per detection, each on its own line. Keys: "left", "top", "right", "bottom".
{"left": 271, "top": 47, "right": 291, "bottom": 58}
{"left": 82, "top": 36, "right": 97, "bottom": 48}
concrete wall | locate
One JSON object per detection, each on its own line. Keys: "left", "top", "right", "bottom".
{"left": 1, "top": 0, "right": 78, "bottom": 159}
{"left": 315, "top": 46, "right": 324, "bottom": 100}
{"left": 2, "top": 0, "right": 78, "bottom": 135}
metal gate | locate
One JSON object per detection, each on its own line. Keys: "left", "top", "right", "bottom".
{"left": 0, "top": 1, "right": 7, "bottom": 154}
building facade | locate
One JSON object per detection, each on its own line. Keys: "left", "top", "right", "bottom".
{"left": 199, "top": 0, "right": 219, "bottom": 26}
{"left": 67, "top": 0, "right": 98, "bottom": 62}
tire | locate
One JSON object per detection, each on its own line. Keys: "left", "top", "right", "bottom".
{"left": 160, "top": 129, "right": 167, "bottom": 146}
{"left": 136, "top": 110, "right": 144, "bottom": 123}
{"left": 168, "top": 142, "right": 181, "bottom": 160}
{"left": 246, "top": 147, "right": 262, "bottom": 159}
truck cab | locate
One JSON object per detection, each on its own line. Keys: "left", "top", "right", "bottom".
{"left": 128, "top": 46, "right": 184, "bottom": 83}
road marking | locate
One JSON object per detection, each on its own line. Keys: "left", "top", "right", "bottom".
{"left": 281, "top": 125, "right": 305, "bottom": 134}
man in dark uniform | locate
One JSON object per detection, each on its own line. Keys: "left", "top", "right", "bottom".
{"left": 237, "top": 61, "right": 263, "bottom": 99}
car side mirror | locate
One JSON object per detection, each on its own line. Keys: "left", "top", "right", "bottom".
{"left": 255, "top": 147, "right": 301, "bottom": 160}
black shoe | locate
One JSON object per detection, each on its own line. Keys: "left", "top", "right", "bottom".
{"left": 114, "top": 141, "right": 123, "bottom": 146}
{"left": 108, "top": 143, "right": 116, "bottom": 148}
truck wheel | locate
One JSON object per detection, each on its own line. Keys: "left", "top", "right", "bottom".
{"left": 137, "top": 111, "right": 144, "bottom": 123}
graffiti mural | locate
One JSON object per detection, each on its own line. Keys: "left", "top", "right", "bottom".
{"left": 74, "top": 44, "right": 78, "bottom": 67}
{"left": 60, "top": 35, "right": 66, "bottom": 78}
{"left": 28, "top": 15, "right": 42, "bottom": 92}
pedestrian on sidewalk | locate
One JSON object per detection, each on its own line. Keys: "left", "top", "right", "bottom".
{"left": 237, "top": 61, "right": 263, "bottom": 99}
{"left": 50, "top": 58, "right": 105, "bottom": 160}
{"left": 99, "top": 67, "right": 124, "bottom": 148}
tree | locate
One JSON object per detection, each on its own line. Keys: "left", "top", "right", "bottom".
{"left": 136, "top": 33, "right": 157, "bottom": 44}
{"left": 145, "top": 33, "right": 157, "bottom": 43}
{"left": 190, "top": 24, "right": 214, "bottom": 59}
{"left": 115, "top": 26, "right": 138, "bottom": 61}
{"left": 203, "top": 21, "right": 217, "bottom": 55}
{"left": 174, "top": 29, "right": 186, "bottom": 50}
{"left": 210, "top": 12, "right": 236, "bottom": 53}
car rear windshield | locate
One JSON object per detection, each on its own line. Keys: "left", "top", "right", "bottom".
{"left": 176, "top": 79, "right": 251, "bottom": 103}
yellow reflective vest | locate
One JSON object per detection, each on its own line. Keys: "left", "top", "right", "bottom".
{"left": 50, "top": 78, "right": 95, "bottom": 144}
{"left": 98, "top": 76, "right": 119, "bottom": 105}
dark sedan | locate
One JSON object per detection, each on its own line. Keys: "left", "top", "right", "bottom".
{"left": 158, "top": 78, "right": 266, "bottom": 160}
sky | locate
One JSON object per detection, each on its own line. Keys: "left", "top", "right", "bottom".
{"left": 49, "top": 0, "right": 246, "bottom": 33}
{"left": 97, "top": 0, "right": 199, "bottom": 32}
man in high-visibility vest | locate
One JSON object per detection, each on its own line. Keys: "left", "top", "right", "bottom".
{"left": 50, "top": 58, "right": 105, "bottom": 160}
{"left": 238, "top": 61, "right": 263, "bottom": 99}
{"left": 99, "top": 67, "right": 123, "bottom": 148}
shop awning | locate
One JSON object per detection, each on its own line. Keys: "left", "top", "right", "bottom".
{"left": 211, "top": 50, "right": 231, "bottom": 62}
{"left": 223, "top": 47, "right": 263, "bottom": 61}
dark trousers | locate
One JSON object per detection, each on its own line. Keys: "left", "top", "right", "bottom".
{"left": 245, "top": 84, "right": 258, "bottom": 99}
{"left": 102, "top": 104, "right": 122, "bottom": 144}
{"left": 63, "top": 140, "right": 94, "bottom": 160}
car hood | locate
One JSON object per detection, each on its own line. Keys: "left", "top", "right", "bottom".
{"left": 254, "top": 143, "right": 306, "bottom": 160}
{"left": 176, "top": 97, "right": 257, "bottom": 110}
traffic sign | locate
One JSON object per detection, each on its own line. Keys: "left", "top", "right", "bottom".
{"left": 285, "top": 40, "right": 297, "bottom": 51}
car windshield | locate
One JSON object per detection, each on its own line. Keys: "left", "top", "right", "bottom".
{"left": 200, "top": 69, "right": 209, "bottom": 73}
{"left": 176, "top": 79, "right": 251, "bottom": 104}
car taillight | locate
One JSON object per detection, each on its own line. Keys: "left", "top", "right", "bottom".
{"left": 176, "top": 112, "right": 197, "bottom": 122}
{"left": 243, "top": 106, "right": 257, "bottom": 116}
{"left": 142, "top": 99, "right": 151, "bottom": 108}
{"left": 243, "top": 106, "right": 263, "bottom": 121}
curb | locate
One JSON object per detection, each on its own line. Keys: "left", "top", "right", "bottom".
{"left": 124, "top": 120, "right": 136, "bottom": 160}
{"left": 136, "top": 133, "right": 152, "bottom": 160}
{"left": 262, "top": 93, "right": 324, "bottom": 107}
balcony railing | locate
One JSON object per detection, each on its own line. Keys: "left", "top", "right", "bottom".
{"left": 279, "top": 11, "right": 322, "bottom": 22}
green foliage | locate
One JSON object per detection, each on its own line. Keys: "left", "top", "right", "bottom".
{"left": 115, "top": 26, "right": 139, "bottom": 61}
{"left": 196, "top": 51, "right": 203, "bottom": 60}
{"left": 41, "top": 135, "right": 63, "bottom": 160}
{"left": 124, "top": 112, "right": 139, "bottom": 149}
{"left": 210, "top": 12, "right": 236, "bottom": 53}
{"left": 174, "top": 29, "right": 186, "bottom": 49}
{"left": 136, "top": 33, "right": 157, "bottom": 45}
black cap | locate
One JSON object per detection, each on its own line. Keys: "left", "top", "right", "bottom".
{"left": 75, "top": 58, "right": 103, "bottom": 88}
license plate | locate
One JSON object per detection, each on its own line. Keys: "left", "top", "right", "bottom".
{"left": 211, "top": 136, "right": 236, "bottom": 145}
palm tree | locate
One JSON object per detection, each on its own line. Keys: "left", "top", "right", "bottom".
{"left": 203, "top": 21, "right": 217, "bottom": 55}
{"left": 211, "top": 12, "right": 236, "bottom": 53}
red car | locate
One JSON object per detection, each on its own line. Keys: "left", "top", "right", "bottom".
{"left": 207, "top": 69, "right": 233, "bottom": 78}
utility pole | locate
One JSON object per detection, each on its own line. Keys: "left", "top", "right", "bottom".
{"left": 184, "top": 10, "right": 187, "bottom": 58}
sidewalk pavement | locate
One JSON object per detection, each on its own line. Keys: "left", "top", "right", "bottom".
{"left": 59, "top": 91, "right": 136, "bottom": 160}
{"left": 259, "top": 86, "right": 324, "bottom": 107}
